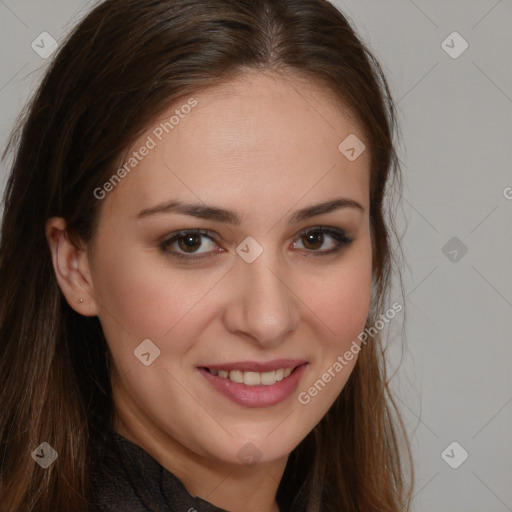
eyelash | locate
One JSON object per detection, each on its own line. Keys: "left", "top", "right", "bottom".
{"left": 159, "top": 226, "right": 354, "bottom": 262}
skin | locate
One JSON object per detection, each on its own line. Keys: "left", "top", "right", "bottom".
{"left": 46, "top": 71, "right": 372, "bottom": 512}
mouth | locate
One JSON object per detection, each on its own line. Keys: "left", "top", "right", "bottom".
{"left": 197, "top": 360, "right": 308, "bottom": 408}
{"left": 202, "top": 366, "right": 298, "bottom": 386}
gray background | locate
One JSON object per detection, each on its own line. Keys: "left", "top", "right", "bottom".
{"left": 1, "top": 1, "right": 511, "bottom": 510}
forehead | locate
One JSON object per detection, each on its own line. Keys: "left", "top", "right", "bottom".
{"left": 100, "top": 71, "right": 370, "bottom": 223}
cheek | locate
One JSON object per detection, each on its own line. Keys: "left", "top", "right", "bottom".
{"left": 90, "top": 238, "right": 186, "bottom": 341}
{"left": 293, "top": 253, "right": 372, "bottom": 412}
{"left": 91, "top": 232, "right": 372, "bottom": 357}
{"left": 90, "top": 237, "right": 230, "bottom": 355}
{"left": 298, "top": 252, "right": 372, "bottom": 351}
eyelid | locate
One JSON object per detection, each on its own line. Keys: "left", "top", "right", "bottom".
{"left": 292, "top": 226, "right": 354, "bottom": 255}
{"left": 159, "top": 225, "right": 354, "bottom": 261}
{"left": 159, "top": 229, "right": 219, "bottom": 260}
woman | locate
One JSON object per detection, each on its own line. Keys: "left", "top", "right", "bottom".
{"left": 0, "top": 0, "right": 413, "bottom": 510}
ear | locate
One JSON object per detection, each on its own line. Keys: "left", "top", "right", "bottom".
{"left": 45, "top": 217, "right": 99, "bottom": 317}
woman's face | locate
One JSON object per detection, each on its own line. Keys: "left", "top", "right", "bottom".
{"left": 86, "top": 72, "right": 372, "bottom": 465}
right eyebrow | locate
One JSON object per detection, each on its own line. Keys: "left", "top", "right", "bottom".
{"left": 136, "top": 197, "right": 364, "bottom": 224}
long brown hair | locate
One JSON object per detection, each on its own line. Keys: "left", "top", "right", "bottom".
{"left": 0, "top": 0, "right": 413, "bottom": 510}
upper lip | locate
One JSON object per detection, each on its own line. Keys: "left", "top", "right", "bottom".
{"left": 200, "top": 359, "right": 307, "bottom": 372}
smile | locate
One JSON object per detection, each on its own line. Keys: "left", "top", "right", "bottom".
{"left": 204, "top": 367, "right": 295, "bottom": 386}
{"left": 198, "top": 361, "right": 308, "bottom": 408}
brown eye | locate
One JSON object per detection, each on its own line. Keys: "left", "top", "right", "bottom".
{"left": 302, "top": 232, "right": 324, "bottom": 250}
{"left": 160, "top": 229, "right": 220, "bottom": 260}
{"left": 178, "top": 234, "right": 203, "bottom": 253}
{"left": 292, "top": 227, "right": 354, "bottom": 256}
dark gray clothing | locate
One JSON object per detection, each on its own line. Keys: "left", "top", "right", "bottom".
{"left": 90, "top": 431, "right": 315, "bottom": 512}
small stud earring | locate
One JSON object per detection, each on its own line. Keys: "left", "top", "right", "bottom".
{"left": 78, "top": 297, "right": 84, "bottom": 304}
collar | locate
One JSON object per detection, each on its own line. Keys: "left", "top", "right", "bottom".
{"left": 90, "top": 430, "right": 312, "bottom": 511}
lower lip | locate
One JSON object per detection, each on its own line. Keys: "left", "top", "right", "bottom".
{"left": 198, "top": 364, "right": 308, "bottom": 408}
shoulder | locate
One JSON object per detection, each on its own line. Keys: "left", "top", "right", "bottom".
{"left": 88, "top": 431, "right": 166, "bottom": 512}
{"left": 88, "top": 431, "right": 226, "bottom": 512}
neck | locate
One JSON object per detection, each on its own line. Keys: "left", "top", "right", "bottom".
{"left": 114, "top": 411, "right": 286, "bottom": 512}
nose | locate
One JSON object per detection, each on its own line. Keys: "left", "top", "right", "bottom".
{"left": 222, "top": 248, "right": 301, "bottom": 348}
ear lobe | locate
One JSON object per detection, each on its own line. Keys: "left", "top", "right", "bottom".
{"left": 45, "top": 217, "right": 99, "bottom": 317}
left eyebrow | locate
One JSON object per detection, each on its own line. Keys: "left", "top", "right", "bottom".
{"left": 289, "top": 198, "right": 364, "bottom": 223}
{"left": 136, "top": 197, "right": 364, "bottom": 224}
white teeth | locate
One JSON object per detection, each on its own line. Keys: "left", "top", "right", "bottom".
{"left": 244, "top": 372, "right": 260, "bottom": 386}
{"left": 208, "top": 367, "right": 295, "bottom": 386}
{"left": 260, "top": 371, "right": 276, "bottom": 385}
{"left": 229, "top": 370, "right": 244, "bottom": 384}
